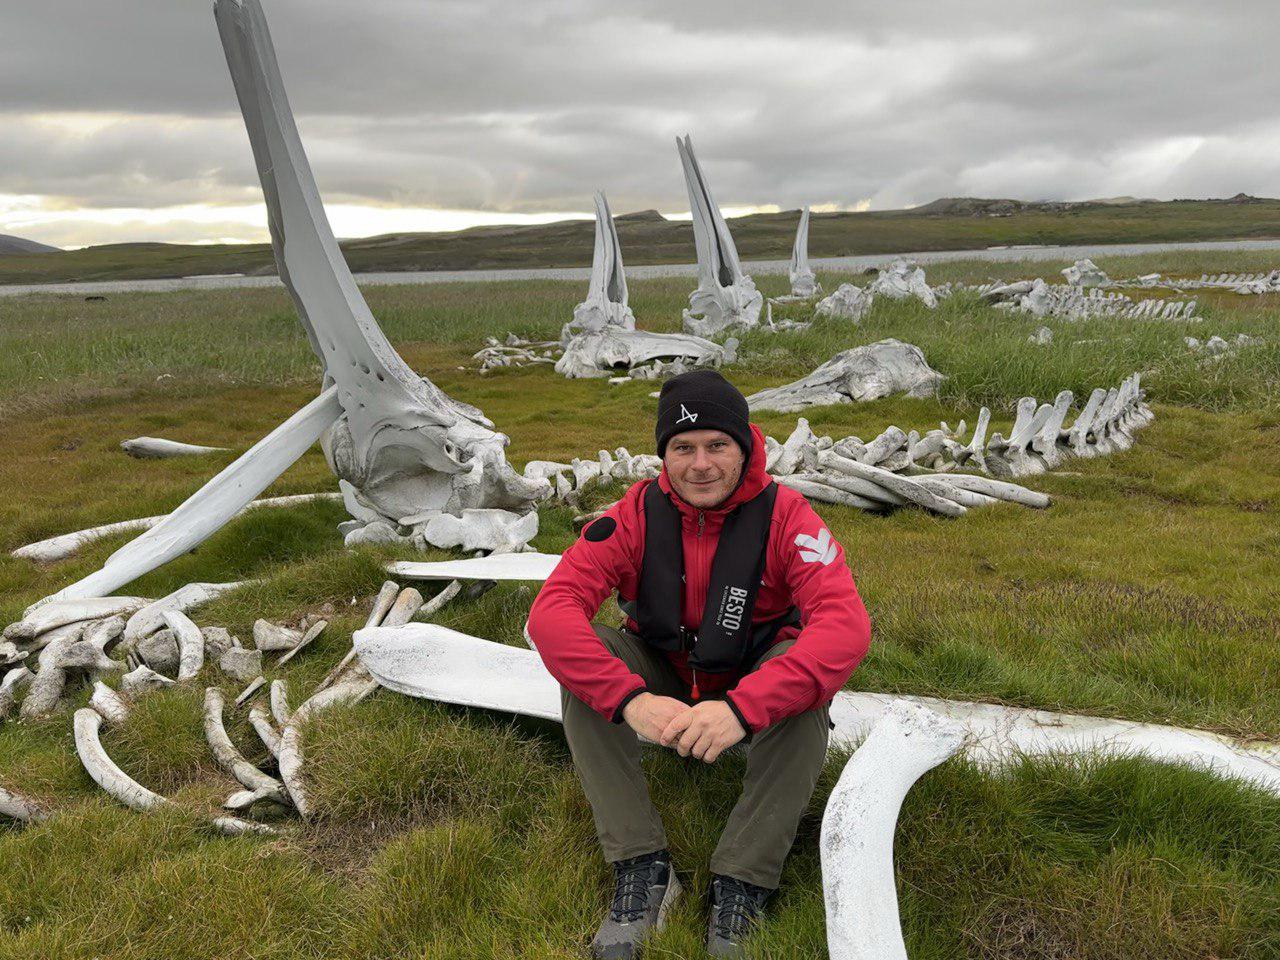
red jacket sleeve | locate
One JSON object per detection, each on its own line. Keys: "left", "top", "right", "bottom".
{"left": 726, "top": 493, "right": 871, "bottom": 732}
{"left": 527, "top": 484, "right": 648, "bottom": 722}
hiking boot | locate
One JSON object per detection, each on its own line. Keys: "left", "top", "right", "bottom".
{"left": 590, "top": 850, "right": 682, "bottom": 959}
{"left": 705, "top": 874, "right": 771, "bottom": 957}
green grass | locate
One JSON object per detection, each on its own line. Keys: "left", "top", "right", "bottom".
{"left": 1, "top": 251, "right": 1279, "bottom": 957}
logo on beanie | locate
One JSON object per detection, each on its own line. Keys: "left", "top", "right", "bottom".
{"left": 676, "top": 404, "right": 699, "bottom": 425}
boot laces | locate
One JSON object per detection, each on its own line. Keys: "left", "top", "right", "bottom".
{"left": 610, "top": 855, "right": 664, "bottom": 923}
{"left": 713, "top": 876, "right": 766, "bottom": 942}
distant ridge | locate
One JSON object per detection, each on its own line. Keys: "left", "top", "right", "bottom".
{"left": 912, "top": 195, "right": 1274, "bottom": 217}
{"left": 5, "top": 196, "right": 1280, "bottom": 284}
{"left": 0, "top": 234, "right": 59, "bottom": 255}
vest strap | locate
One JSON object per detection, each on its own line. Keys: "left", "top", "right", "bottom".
{"left": 622, "top": 480, "right": 793, "bottom": 674}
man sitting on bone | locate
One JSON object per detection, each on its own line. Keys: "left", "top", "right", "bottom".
{"left": 528, "top": 370, "right": 871, "bottom": 959}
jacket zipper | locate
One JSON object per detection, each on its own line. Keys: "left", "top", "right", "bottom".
{"left": 691, "top": 510, "right": 705, "bottom": 700}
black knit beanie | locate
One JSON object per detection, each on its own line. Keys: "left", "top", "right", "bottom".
{"left": 655, "top": 370, "right": 753, "bottom": 458}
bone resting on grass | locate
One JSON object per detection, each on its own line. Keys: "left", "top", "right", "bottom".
{"left": 120, "top": 437, "right": 230, "bottom": 458}
{"left": 821, "top": 701, "right": 966, "bottom": 960}
{"left": 521, "top": 409, "right": 1054, "bottom": 518}
{"left": 11, "top": 494, "right": 340, "bottom": 565}
{"left": 273, "top": 579, "right": 457, "bottom": 818}
{"left": 869, "top": 258, "right": 937, "bottom": 308}
{"left": 1, "top": 580, "right": 264, "bottom": 721}
{"left": 73, "top": 707, "right": 275, "bottom": 835}
{"left": 744, "top": 371, "right": 1151, "bottom": 492}
{"left": 555, "top": 327, "right": 734, "bottom": 381}
{"left": 0, "top": 785, "right": 48, "bottom": 823}
{"left": 123, "top": 581, "right": 251, "bottom": 642}
{"left": 815, "top": 284, "right": 873, "bottom": 322}
{"left": 388, "top": 552, "right": 563, "bottom": 583}
{"left": 746, "top": 340, "right": 945, "bottom": 412}
{"left": 355, "top": 623, "right": 1280, "bottom": 797}
{"left": 981, "top": 278, "right": 1202, "bottom": 323}
{"left": 203, "top": 688, "right": 290, "bottom": 809}
{"left": 479, "top": 326, "right": 736, "bottom": 381}
{"left": 277, "top": 675, "right": 378, "bottom": 819}
{"left": 43, "top": 386, "right": 343, "bottom": 605}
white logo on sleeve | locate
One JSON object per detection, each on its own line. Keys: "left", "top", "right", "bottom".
{"left": 795, "top": 528, "right": 837, "bottom": 565}
{"left": 676, "top": 404, "right": 699, "bottom": 425}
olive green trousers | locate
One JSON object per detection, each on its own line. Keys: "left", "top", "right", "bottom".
{"left": 559, "top": 624, "right": 830, "bottom": 889}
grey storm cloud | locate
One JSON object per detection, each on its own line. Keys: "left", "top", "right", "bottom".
{"left": 3, "top": 0, "right": 1280, "bottom": 229}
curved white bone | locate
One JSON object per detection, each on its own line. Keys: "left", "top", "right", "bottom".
{"left": 75, "top": 707, "right": 166, "bottom": 810}
{"left": 121, "top": 437, "right": 230, "bottom": 459}
{"left": 203, "top": 688, "right": 289, "bottom": 804}
{"left": 124, "top": 581, "right": 250, "bottom": 642}
{"left": 278, "top": 675, "right": 378, "bottom": 818}
{"left": 269, "top": 679, "right": 292, "bottom": 727}
{"left": 249, "top": 706, "right": 281, "bottom": 759}
{"left": 11, "top": 494, "right": 340, "bottom": 565}
{"left": 162, "top": 609, "right": 205, "bottom": 682}
{"left": 822, "top": 701, "right": 966, "bottom": 960}
{"left": 215, "top": 0, "right": 547, "bottom": 523}
{"left": 74, "top": 707, "right": 274, "bottom": 835}
{"left": 90, "top": 681, "right": 130, "bottom": 725}
{"left": 356, "top": 624, "right": 1280, "bottom": 796}
{"left": 8, "top": 597, "right": 149, "bottom": 640}
{"left": 0, "top": 666, "right": 34, "bottom": 720}
{"left": 0, "top": 785, "right": 47, "bottom": 823}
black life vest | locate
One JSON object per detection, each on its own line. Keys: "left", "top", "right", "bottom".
{"left": 619, "top": 479, "right": 800, "bottom": 674}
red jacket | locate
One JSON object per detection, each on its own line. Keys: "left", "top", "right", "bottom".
{"left": 528, "top": 423, "right": 872, "bottom": 733}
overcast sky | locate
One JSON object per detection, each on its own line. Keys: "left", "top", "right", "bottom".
{"left": 3, "top": 0, "right": 1279, "bottom": 248}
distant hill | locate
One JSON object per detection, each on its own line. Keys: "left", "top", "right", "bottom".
{"left": 1, "top": 196, "right": 1279, "bottom": 284}
{"left": 908, "top": 195, "right": 1272, "bottom": 216}
{"left": 0, "top": 234, "right": 59, "bottom": 255}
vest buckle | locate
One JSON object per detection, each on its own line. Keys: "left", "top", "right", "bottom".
{"left": 678, "top": 626, "right": 697, "bottom": 652}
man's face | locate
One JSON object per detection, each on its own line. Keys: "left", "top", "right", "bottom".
{"left": 663, "top": 429, "right": 746, "bottom": 510}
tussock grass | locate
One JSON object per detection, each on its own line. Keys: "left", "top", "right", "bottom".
{"left": 1, "top": 253, "right": 1279, "bottom": 956}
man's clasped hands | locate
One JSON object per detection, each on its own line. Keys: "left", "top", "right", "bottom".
{"left": 622, "top": 692, "right": 746, "bottom": 763}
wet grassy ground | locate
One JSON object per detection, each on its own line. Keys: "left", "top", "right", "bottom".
{"left": 1, "top": 251, "right": 1278, "bottom": 958}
